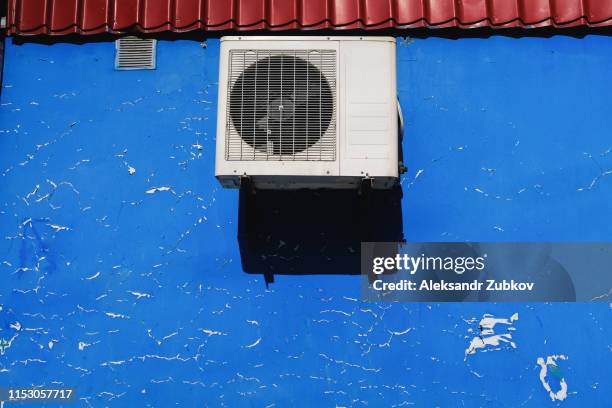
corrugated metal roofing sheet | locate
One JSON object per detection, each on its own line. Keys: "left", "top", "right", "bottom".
{"left": 7, "top": 0, "right": 612, "bottom": 36}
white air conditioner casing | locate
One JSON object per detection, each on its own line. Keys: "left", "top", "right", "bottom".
{"left": 215, "top": 36, "right": 398, "bottom": 189}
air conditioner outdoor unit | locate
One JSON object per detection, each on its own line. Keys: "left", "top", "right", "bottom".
{"left": 215, "top": 36, "right": 399, "bottom": 190}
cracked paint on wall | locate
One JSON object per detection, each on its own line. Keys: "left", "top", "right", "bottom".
{"left": 464, "top": 312, "right": 519, "bottom": 358}
{"left": 0, "top": 36, "right": 611, "bottom": 406}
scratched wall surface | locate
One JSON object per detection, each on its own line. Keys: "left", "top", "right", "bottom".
{"left": 0, "top": 35, "right": 610, "bottom": 407}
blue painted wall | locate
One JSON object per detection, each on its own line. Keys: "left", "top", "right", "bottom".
{"left": 0, "top": 35, "right": 610, "bottom": 406}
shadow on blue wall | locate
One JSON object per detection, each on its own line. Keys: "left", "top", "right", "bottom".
{"left": 238, "top": 186, "right": 404, "bottom": 284}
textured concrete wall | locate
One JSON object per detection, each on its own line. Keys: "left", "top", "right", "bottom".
{"left": 0, "top": 36, "right": 610, "bottom": 406}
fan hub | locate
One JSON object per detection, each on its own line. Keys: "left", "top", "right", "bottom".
{"left": 268, "top": 97, "right": 294, "bottom": 124}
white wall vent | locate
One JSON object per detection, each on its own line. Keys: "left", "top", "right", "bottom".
{"left": 115, "top": 37, "right": 157, "bottom": 70}
{"left": 216, "top": 36, "right": 398, "bottom": 190}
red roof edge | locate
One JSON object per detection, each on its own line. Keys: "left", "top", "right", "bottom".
{"left": 6, "top": 0, "right": 612, "bottom": 36}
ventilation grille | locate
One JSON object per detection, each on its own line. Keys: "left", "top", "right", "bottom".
{"left": 115, "top": 37, "right": 157, "bottom": 70}
{"left": 226, "top": 49, "right": 337, "bottom": 161}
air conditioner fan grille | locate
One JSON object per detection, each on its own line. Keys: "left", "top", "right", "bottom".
{"left": 226, "top": 49, "right": 337, "bottom": 161}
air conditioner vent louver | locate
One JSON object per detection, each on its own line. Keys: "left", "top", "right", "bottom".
{"left": 226, "top": 49, "right": 337, "bottom": 161}
{"left": 115, "top": 37, "right": 157, "bottom": 70}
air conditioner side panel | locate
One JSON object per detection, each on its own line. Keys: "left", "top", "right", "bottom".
{"left": 339, "top": 40, "right": 398, "bottom": 179}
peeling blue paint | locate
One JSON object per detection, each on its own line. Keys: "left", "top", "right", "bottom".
{"left": 0, "top": 36, "right": 610, "bottom": 406}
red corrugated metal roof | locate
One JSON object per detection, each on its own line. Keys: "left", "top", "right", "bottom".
{"left": 7, "top": 0, "right": 612, "bottom": 36}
